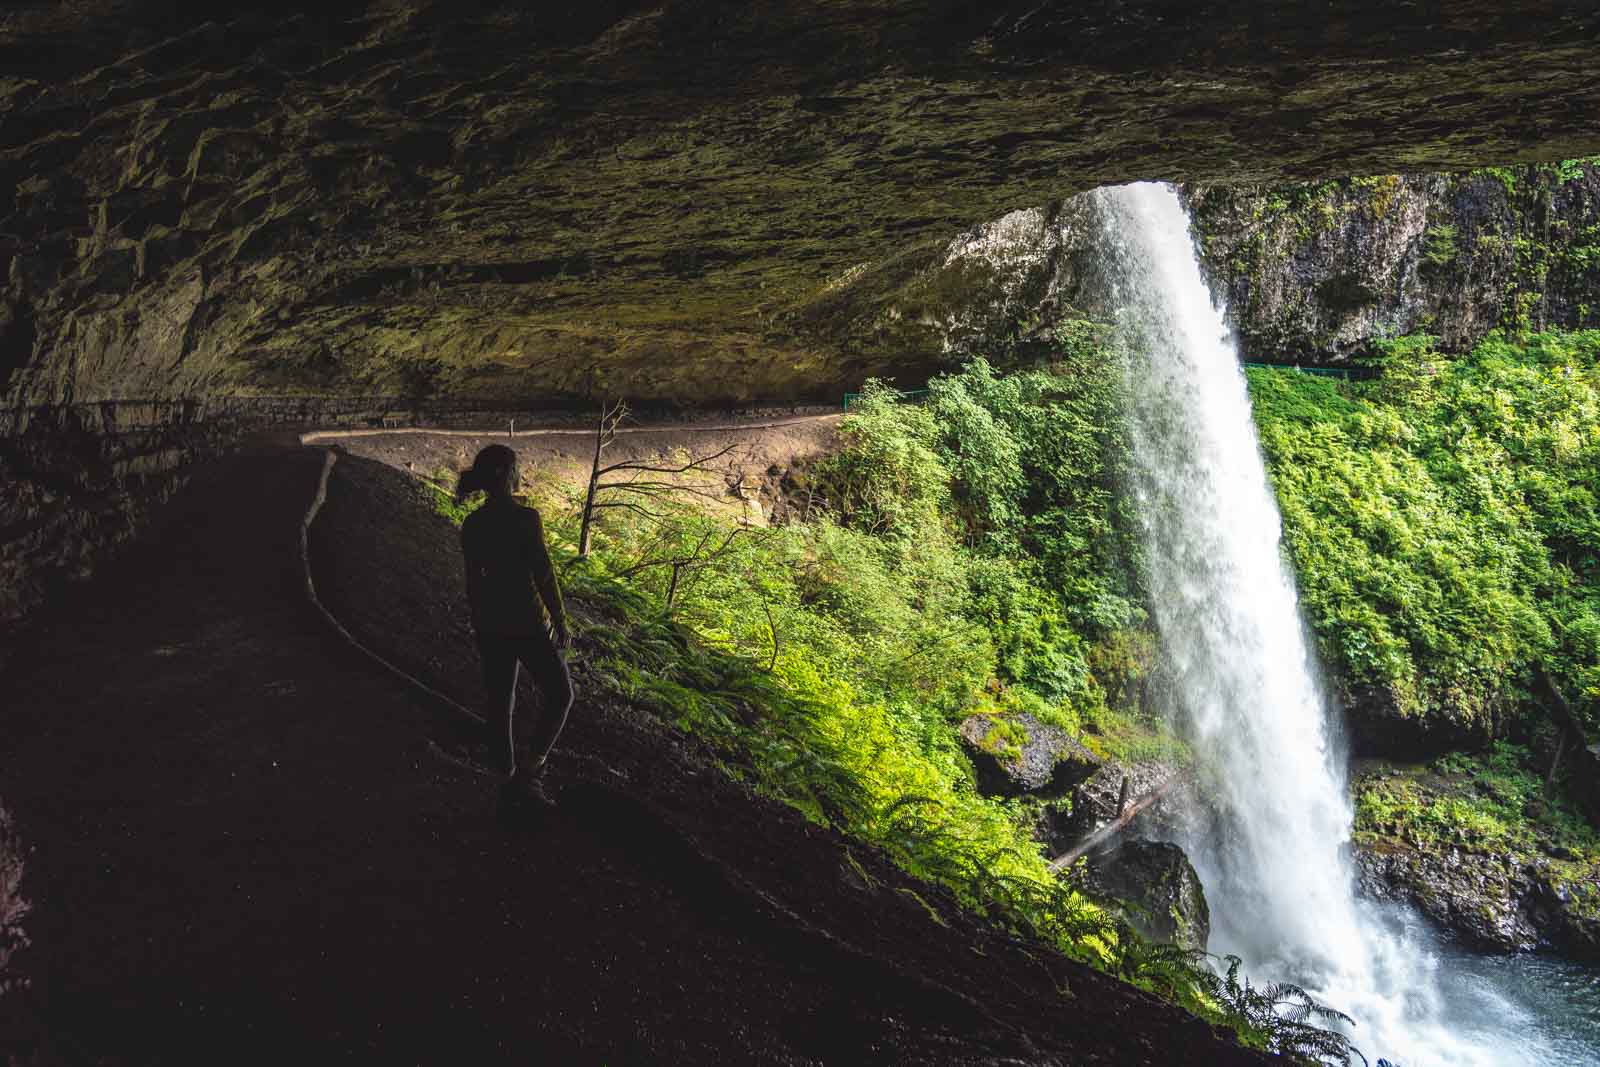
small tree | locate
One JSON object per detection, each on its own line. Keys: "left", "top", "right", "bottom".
{"left": 615, "top": 519, "right": 751, "bottom": 611}
{"left": 577, "top": 398, "right": 743, "bottom": 557}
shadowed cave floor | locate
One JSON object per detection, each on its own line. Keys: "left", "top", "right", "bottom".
{"left": 0, "top": 444, "right": 1273, "bottom": 1065}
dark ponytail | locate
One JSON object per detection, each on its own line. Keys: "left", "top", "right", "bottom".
{"left": 456, "top": 444, "right": 519, "bottom": 503}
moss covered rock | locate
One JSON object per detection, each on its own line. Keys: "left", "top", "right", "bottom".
{"left": 1075, "top": 839, "right": 1210, "bottom": 952}
{"left": 1186, "top": 164, "right": 1600, "bottom": 363}
{"left": 1352, "top": 754, "right": 1600, "bottom": 959}
{"left": 959, "top": 711, "right": 1102, "bottom": 797}
{"left": 4, "top": 4, "right": 1600, "bottom": 409}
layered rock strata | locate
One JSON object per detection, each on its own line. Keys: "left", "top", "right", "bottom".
{"left": 4, "top": 2, "right": 1600, "bottom": 410}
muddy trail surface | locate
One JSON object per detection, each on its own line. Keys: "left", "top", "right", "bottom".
{"left": 0, "top": 442, "right": 1272, "bottom": 1065}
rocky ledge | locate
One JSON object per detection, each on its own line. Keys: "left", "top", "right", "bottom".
{"left": 5, "top": 2, "right": 1600, "bottom": 411}
{"left": 1351, "top": 758, "right": 1600, "bottom": 959}
{"left": 1355, "top": 839, "right": 1600, "bottom": 958}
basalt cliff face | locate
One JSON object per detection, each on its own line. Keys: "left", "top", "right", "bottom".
{"left": 5, "top": 0, "right": 1600, "bottom": 412}
{"left": 1187, "top": 166, "right": 1600, "bottom": 362}
{"left": 824, "top": 162, "right": 1600, "bottom": 379}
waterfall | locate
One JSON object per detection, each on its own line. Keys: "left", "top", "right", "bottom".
{"left": 1092, "top": 181, "right": 1550, "bottom": 1067}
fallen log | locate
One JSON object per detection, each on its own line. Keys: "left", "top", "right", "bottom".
{"left": 1048, "top": 774, "right": 1185, "bottom": 871}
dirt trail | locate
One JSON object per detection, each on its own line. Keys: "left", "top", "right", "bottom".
{"left": 316, "top": 412, "right": 843, "bottom": 525}
{"left": 300, "top": 412, "right": 842, "bottom": 444}
{"left": 0, "top": 442, "right": 1272, "bottom": 1065}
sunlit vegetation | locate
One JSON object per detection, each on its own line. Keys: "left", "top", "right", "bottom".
{"left": 1249, "top": 330, "right": 1600, "bottom": 736}
{"left": 1353, "top": 742, "right": 1600, "bottom": 922}
{"left": 431, "top": 331, "right": 1360, "bottom": 1062}
{"left": 1355, "top": 743, "right": 1600, "bottom": 860}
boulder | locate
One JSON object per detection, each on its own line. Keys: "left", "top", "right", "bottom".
{"left": 1339, "top": 682, "right": 1499, "bottom": 761}
{"left": 1075, "top": 840, "right": 1211, "bottom": 953}
{"left": 1538, "top": 866, "right": 1600, "bottom": 959}
{"left": 1354, "top": 841, "right": 1540, "bottom": 952}
{"left": 1355, "top": 840, "right": 1600, "bottom": 958}
{"left": 959, "top": 713, "right": 1101, "bottom": 798}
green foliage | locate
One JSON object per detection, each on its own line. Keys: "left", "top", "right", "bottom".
{"left": 423, "top": 470, "right": 474, "bottom": 524}
{"left": 1420, "top": 223, "right": 1459, "bottom": 270}
{"left": 1199, "top": 955, "right": 1367, "bottom": 1066}
{"left": 1355, "top": 743, "right": 1600, "bottom": 863}
{"left": 809, "top": 379, "right": 951, "bottom": 543}
{"left": 1557, "top": 157, "right": 1600, "bottom": 184}
{"left": 1248, "top": 331, "right": 1600, "bottom": 734}
{"left": 424, "top": 338, "right": 1364, "bottom": 1055}
{"left": 1472, "top": 166, "right": 1519, "bottom": 196}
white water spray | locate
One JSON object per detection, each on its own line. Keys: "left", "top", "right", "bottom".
{"left": 1094, "top": 182, "right": 1556, "bottom": 1067}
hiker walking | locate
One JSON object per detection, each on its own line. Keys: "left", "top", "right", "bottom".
{"left": 456, "top": 444, "right": 574, "bottom": 817}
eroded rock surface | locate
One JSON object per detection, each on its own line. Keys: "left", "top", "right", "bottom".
{"left": 3, "top": 2, "right": 1600, "bottom": 409}
{"left": 1339, "top": 680, "right": 1510, "bottom": 761}
{"left": 827, "top": 162, "right": 1600, "bottom": 388}
{"left": 1076, "top": 839, "right": 1210, "bottom": 952}
{"left": 1355, "top": 840, "right": 1543, "bottom": 952}
{"left": 1187, "top": 166, "right": 1600, "bottom": 362}
{"left": 1354, "top": 841, "right": 1600, "bottom": 958}
{"left": 1352, "top": 761, "right": 1600, "bottom": 959}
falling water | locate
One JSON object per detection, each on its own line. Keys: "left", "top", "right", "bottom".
{"left": 1093, "top": 181, "right": 1595, "bottom": 1067}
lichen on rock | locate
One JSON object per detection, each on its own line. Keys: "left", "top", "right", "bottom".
{"left": 1184, "top": 163, "right": 1600, "bottom": 363}
{"left": 1351, "top": 755, "right": 1600, "bottom": 959}
{"left": 958, "top": 711, "right": 1102, "bottom": 797}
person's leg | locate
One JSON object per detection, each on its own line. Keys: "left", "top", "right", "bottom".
{"left": 477, "top": 634, "right": 521, "bottom": 776}
{"left": 515, "top": 634, "right": 574, "bottom": 776}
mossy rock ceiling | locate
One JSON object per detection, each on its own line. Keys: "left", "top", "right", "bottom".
{"left": 4, "top": 0, "right": 1600, "bottom": 408}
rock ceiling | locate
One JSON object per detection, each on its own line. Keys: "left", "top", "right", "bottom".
{"left": 3, "top": 0, "right": 1599, "bottom": 408}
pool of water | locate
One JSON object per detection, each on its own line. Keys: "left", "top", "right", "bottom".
{"left": 1353, "top": 904, "right": 1600, "bottom": 1067}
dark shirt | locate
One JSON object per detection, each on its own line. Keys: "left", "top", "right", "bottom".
{"left": 460, "top": 496, "right": 567, "bottom": 640}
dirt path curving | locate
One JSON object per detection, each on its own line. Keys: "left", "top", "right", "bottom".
{"left": 0, "top": 442, "right": 1273, "bottom": 1065}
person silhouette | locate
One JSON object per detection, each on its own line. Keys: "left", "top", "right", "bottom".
{"left": 455, "top": 444, "right": 573, "bottom": 817}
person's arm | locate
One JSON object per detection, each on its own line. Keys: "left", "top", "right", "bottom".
{"left": 527, "top": 509, "right": 569, "bottom": 645}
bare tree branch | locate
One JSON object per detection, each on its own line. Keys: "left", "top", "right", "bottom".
{"left": 595, "top": 441, "right": 741, "bottom": 478}
{"left": 577, "top": 396, "right": 751, "bottom": 560}
{"left": 763, "top": 599, "right": 779, "bottom": 672}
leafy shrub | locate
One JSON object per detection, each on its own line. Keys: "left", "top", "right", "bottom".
{"left": 1249, "top": 330, "right": 1600, "bottom": 734}
{"left": 1355, "top": 742, "right": 1600, "bottom": 862}
{"left": 419, "top": 330, "right": 1377, "bottom": 1058}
